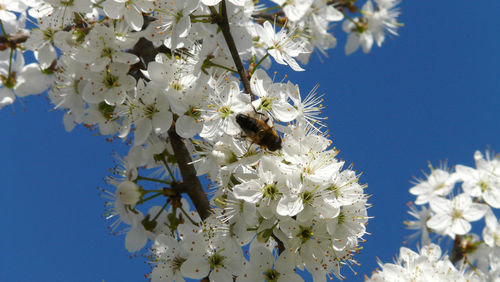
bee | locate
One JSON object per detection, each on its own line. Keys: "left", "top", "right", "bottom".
{"left": 235, "top": 113, "right": 282, "bottom": 151}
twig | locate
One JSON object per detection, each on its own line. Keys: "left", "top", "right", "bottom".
{"left": 209, "top": 1, "right": 254, "bottom": 100}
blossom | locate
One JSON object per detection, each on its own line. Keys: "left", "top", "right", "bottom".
{"left": 409, "top": 166, "right": 457, "bottom": 205}
{"left": 427, "top": 193, "right": 487, "bottom": 239}
{"left": 0, "top": 0, "right": 405, "bottom": 279}
{"left": 200, "top": 81, "right": 251, "bottom": 141}
{"left": 81, "top": 62, "right": 136, "bottom": 105}
{"left": 118, "top": 79, "right": 173, "bottom": 146}
{"left": 102, "top": 0, "right": 154, "bottom": 31}
{"left": 250, "top": 69, "right": 298, "bottom": 122}
{"left": 271, "top": 0, "right": 314, "bottom": 22}
{"left": 236, "top": 246, "right": 302, "bottom": 282}
{"left": 0, "top": 50, "right": 48, "bottom": 108}
{"left": 342, "top": 0, "right": 401, "bottom": 55}
{"left": 29, "top": 0, "right": 93, "bottom": 29}
{"left": 151, "top": 234, "right": 188, "bottom": 282}
{"left": 455, "top": 151, "right": 500, "bottom": 208}
{"left": 255, "top": 21, "right": 308, "bottom": 71}
{"left": 367, "top": 244, "right": 481, "bottom": 281}
{"left": 145, "top": 0, "right": 199, "bottom": 49}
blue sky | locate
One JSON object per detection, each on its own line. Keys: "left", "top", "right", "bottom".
{"left": 2, "top": 1, "right": 500, "bottom": 281}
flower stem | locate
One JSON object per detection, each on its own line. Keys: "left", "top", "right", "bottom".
{"left": 151, "top": 201, "right": 169, "bottom": 222}
{"left": 139, "top": 192, "right": 163, "bottom": 204}
{"left": 251, "top": 53, "right": 269, "bottom": 76}
{"left": 179, "top": 205, "right": 199, "bottom": 226}
{"left": 136, "top": 175, "right": 170, "bottom": 185}
{"left": 160, "top": 155, "right": 176, "bottom": 181}
{"left": 209, "top": 61, "right": 238, "bottom": 74}
{"left": 0, "top": 20, "right": 10, "bottom": 41}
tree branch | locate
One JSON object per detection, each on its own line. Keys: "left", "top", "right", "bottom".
{"left": 209, "top": 2, "right": 254, "bottom": 99}
{"left": 128, "top": 36, "right": 211, "bottom": 220}
{"left": 168, "top": 129, "right": 211, "bottom": 220}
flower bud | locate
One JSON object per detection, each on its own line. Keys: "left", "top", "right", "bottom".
{"left": 115, "top": 181, "right": 141, "bottom": 205}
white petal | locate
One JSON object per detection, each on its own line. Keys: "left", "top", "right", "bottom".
{"left": 15, "top": 64, "right": 48, "bottom": 96}
{"left": 209, "top": 268, "right": 233, "bottom": 282}
{"left": 151, "top": 262, "right": 174, "bottom": 282}
{"left": 429, "top": 196, "right": 451, "bottom": 214}
{"left": 276, "top": 194, "right": 303, "bottom": 216}
{"left": 344, "top": 33, "right": 360, "bottom": 55}
{"left": 124, "top": 5, "right": 144, "bottom": 31}
{"left": 427, "top": 214, "right": 451, "bottom": 232}
{"left": 463, "top": 203, "right": 487, "bottom": 221}
{"left": 134, "top": 118, "right": 152, "bottom": 146}
{"left": 0, "top": 88, "right": 15, "bottom": 107}
{"left": 125, "top": 226, "right": 148, "bottom": 252}
{"left": 233, "top": 181, "right": 262, "bottom": 203}
{"left": 249, "top": 246, "right": 273, "bottom": 272}
{"left": 272, "top": 101, "right": 298, "bottom": 122}
{"left": 484, "top": 189, "right": 500, "bottom": 209}
{"left": 450, "top": 218, "right": 471, "bottom": 235}
{"left": 35, "top": 44, "right": 57, "bottom": 69}
{"left": 152, "top": 111, "right": 173, "bottom": 134}
{"left": 180, "top": 257, "right": 210, "bottom": 279}
{"left": 102, "top": 0, "right": 123, "bottom": 19}
{"left": 113, "top": 52, "right": 140, "bottom": 65}
{"left": 175, "top": 115, "right": 201, "bottom": 138}
{"left": 201, "top": 0, "right": 221, "bottom": 6}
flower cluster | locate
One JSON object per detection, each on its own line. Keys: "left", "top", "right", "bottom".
{"left": 370, "top": 150, "right": 500, "bottom": 280}
{"left": 367, "top": 244, "right": 483, "bottom": 281}
{"left": 0, "top": 0, "right": 403, "bottom": 280}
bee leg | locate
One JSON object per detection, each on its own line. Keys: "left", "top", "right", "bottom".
{"left": 251, "top": 105, "right": 270, "bottom": 123}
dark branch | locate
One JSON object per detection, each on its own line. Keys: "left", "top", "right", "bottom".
{"left": 209, "top": 1, "right": 254, "bottom": 100}
{"left": 168, "top": 129, "right": 211, "bottom": 220}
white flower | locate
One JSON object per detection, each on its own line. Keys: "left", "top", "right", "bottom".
{"left": 483, "top": 210, "right": 500, "bottom": 247}
{"left": 200, "top": 81, "right": 251, "bottom": 141}
{"left": 325, "top": 200, "right": 368, "bottom": 251}
{"left": 49, "top": 55, "right": 89, "bottom": 131}
{"left": 404, "top": 203, "right": 432, "bottom": 246}
{"left": 236, "top": 246, "right": 302, "bottom": 282}
{"left": 82, "top": 62, "right": 136, "bottom": 105}
{"left": 125, "top": 211, "right": 150, "bottom": 252}
{"left": 286, "top": 82, "right": 325, "bottom": 131}
{"left": 367, "top": 244, "right": 477, "bottom": 282}
{"left": 409, "top": 166, "right": 457, "bottom": 205}
{"left": 427, "top": 193, "right": 487, "bottom": 239}
{"left": 119, "top": 79, "right": 173, "bottom": 146}
{"left": 0, "top": 50, "right": 48, "bottom": 108}
{"left": 145, "top": 0, "right": 199, "bottom": 49}
{"left": 72, "top": 25, "right": 139, "bottom": 72}
{"left": 180, "top": 215, "right": 243, "bottom": 281}
{"left": 455, "top": 152, "right": 500, "bottom": 208}
{"left": 83, "top": 103, "right": 120, "bottom": 135}
{"left": 151, "top": 234, "right": 188, "bottom": 282}
{"left": 342, "top": 0, "right": 401, "bottom": 55}
{"left": 271, "top": 0, "right": 314, "bottom": 22}
{"left": 102, "top": 0, "right": 154, "bottom": 31}
{"left": 255, "top": 21, "right": 308, "bottom": 71}
{"left": 29, "top": 0, "right": 93, "bottom": 29}
{"left": 0, "top": 2, "right": 28, "bottom": 35}
{"left": 367, "top": 0, "right": 401, "bottom": 47}
{"left": 146, "top": 53, "right": 203, "bottom": 138}
{"left": 250, "top": 69, "right": 297, "bottom": 122}
{"left": 233, "top": 156, "right": 281, "bottom": 204}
